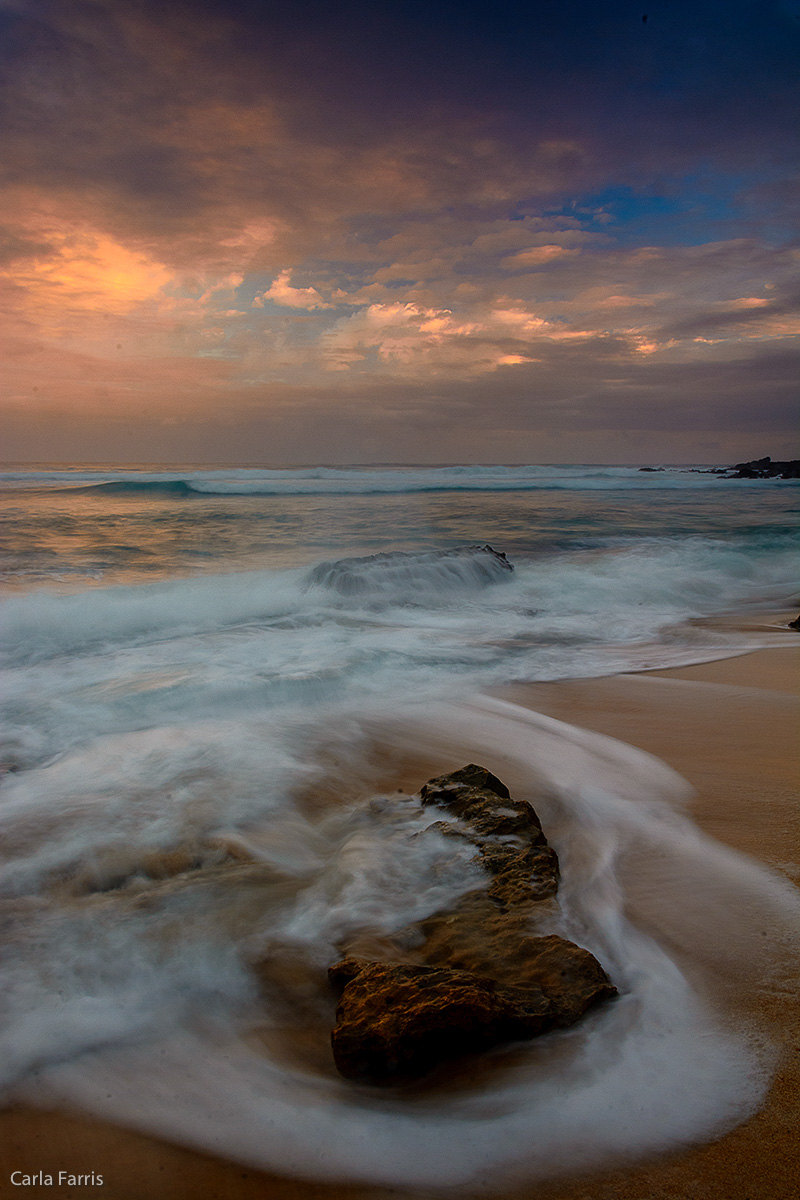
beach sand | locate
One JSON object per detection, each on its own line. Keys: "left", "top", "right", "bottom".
{"left": 1, "top": 645, "right": 797, "bottom": 1200}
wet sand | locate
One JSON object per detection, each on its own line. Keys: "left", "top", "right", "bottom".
{"left": 1, "top": 645, "right": 798, "bottom": 1200}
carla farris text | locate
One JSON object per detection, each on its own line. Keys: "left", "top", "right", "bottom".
{"left": 10, "top": 1172, "right": 104, "bottom": 1187}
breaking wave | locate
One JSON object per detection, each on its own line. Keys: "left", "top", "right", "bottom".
{"left": 71, "top": 479, "right": 199, "bottom": 497}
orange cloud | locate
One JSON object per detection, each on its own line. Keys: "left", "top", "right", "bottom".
{"left": 321, "top": 301, "right": 560, "bottom": 375}
{"left": 9, "top": 230, "right": 172, "bottom": 317}
{"left": 726, "top": 296, "right": 770, "bottom": 309}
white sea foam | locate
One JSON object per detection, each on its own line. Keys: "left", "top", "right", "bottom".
{"left": 2, "top": 535, "right": 794, "bottom": 776}
{"left": 5, "top": 697, "right": 796, "bottom": 1188}
{"left": 2, "top": 535, "right": 793, "bottom": 668}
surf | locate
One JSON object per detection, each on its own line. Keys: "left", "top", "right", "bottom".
{"left": 2, "top": 696, "right": 796, "bottom": 1187}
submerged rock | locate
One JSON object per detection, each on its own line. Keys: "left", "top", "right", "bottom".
{"left": 60, "top": 842, "right": 250, "bottom": 896}
{"left": 328, "top": 765, "right": 616, "bottom": 1084}
{"left": 304, "top": 544, "right": 513, "bottom": 596}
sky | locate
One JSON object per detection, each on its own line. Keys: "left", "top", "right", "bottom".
{"left": 1, "top": 0, "right": 798, "bottom": 464}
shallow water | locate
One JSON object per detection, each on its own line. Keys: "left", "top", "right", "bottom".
{"left": 1, "top": 464, "right": 798, "bottom": 1187}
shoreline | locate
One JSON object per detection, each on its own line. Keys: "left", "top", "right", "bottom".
{"left": 1, "top": 643, "right": 798, "bottom": 1200}
{"left": 499, "top": 643, "right": 800, "bottom": 1200}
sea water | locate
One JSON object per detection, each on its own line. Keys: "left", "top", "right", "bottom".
{"left": 1, "top": 463, "right": 799, "bottom": 1188}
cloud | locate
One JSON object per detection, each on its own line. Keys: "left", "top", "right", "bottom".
{"left": 501, "top": 245, "right": 581, "bottom": 268}
{"left": 1, "top": 0, "right": 797, "bottom": 462}
{"left": 11, "top": 229, "right": 172, "bottom": 316}
{"left": 254, "top": 270, "right": 330, "bottom": 309}
{"left": 321, "top": 301, "right": 553, "bottom": 375}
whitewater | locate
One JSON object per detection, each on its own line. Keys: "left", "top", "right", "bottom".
{"left": 1, "top": 463, "right": 798, "bottom": 1189}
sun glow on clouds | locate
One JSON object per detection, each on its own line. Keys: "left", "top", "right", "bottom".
{"left": 321, "top": 302, "right": 556, "bottom": 374}
{"left": 1, "top": 0, "right": 798, "bottom": 461}
{"left": 13, "top": 230, "right": 172, "bottom": 316}
{"left": 727, "top": 296, "right": 771, "bottom": 309}
{"left": 4, "top": 198, "right": 797, "bottom": 398}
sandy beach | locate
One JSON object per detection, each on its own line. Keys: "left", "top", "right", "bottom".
{"left": 1, "top": 642, "right": 798, "bottom": 1200}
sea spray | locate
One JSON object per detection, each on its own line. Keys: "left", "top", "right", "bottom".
{"left": 4, "top": 697, "right": 797, "bottom": 1187}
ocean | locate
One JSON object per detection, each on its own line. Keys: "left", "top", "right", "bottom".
{"left": 1, "top": 463, "right": 799, "bottom": 1188}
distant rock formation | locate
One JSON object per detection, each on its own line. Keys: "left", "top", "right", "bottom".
{"left": 722, "top": 457, "right": 800, "bottom": 480}
{"left": 329, "top": 765, "right": 616, "bottom": 1084}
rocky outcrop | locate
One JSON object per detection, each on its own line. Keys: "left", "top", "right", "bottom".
{"left": 419, "top": 763, "right": 559, "bottom": 908}
{"left": 690, "top": 457, "right": 800, "bottom": 479}
{"left": 329, "top": 765, "right": 616, "bottom": 1084}
{"left": 723, "top": 457, "right": 800, "bottom": 480}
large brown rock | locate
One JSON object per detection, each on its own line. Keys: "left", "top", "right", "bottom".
{"left": 329, "top": 958, "right": 552, "bottom": 1084}
{"left": 328, "top": 765, "right": 617, "bottom": 1084}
